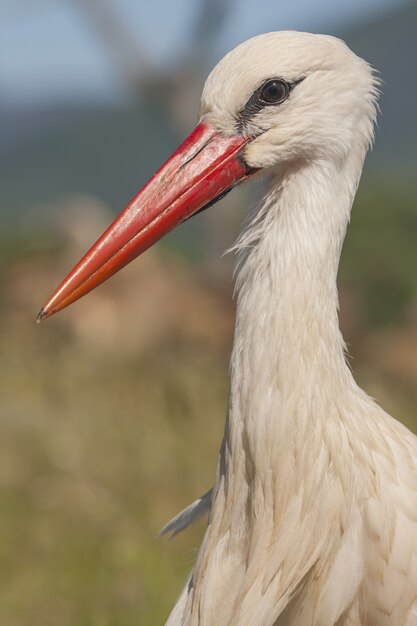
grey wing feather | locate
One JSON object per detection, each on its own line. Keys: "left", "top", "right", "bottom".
{"left": 158, "top": 489, "right": 213, "bottom": 538}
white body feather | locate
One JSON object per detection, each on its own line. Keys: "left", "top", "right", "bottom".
{"left": 165, "top": 32, "right": 417, "bottom": 625}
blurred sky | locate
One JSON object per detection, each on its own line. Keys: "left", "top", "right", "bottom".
{"left": 0, "top": 0, "right": 410, "bottom": 105}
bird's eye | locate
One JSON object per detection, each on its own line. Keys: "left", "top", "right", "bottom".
{"left": 260, "top": 79, "right": 289, "bottom": 104}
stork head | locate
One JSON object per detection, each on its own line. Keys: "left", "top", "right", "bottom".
{"left": 201, "top": 31, "right": 378, "bottom": 168}
{"left": 38, "top": 32, "right": 378, "bottom": 321}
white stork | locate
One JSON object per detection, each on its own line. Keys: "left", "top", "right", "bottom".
{"left": 38, "top": 32, "right": 417, "bottom": 626}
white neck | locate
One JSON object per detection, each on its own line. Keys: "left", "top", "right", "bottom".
{"left": 226, "top": 150, "right": 367, "bottom": 483}
{"left": 186, "top": 149, "right": 373, "bottom": 621}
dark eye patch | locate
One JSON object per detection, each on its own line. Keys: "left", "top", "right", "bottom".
{"left": 236, "top": 77, "right": 304, "bottom": 135}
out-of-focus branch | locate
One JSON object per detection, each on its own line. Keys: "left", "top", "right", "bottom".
{"left": 70, "top": 0, "right": 152, "bottom": 100}
{"left": 188, "top": 0, "right": 233, "bottom": 67}
{"left": 170, "top": 0, "right": 234, "bottom": 128}
{"left": 70, "top": 0, "right": 233, "bottom": 111}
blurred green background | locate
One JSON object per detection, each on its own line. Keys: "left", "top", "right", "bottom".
{"left": 0, "top": 0, "right": 416, "bottom": 623}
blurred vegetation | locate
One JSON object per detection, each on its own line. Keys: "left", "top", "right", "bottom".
{"left": 341, "top": 179, "right": 417, "bottom": 327}
{"left": 0, "top": 209, "right": 232, "bottom": 624}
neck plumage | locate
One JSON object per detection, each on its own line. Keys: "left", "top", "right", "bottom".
{"left": 226, "top": 151, "right": 366, "bottom": 480}
{"left": 186, "top": 150, "right": 373, "bottom": 623}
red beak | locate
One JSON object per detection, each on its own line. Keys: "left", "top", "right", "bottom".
{"left": 37, "top": 122, "right": 256, "bottom": 321}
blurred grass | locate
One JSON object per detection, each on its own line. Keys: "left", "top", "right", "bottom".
{"left": 0, "top": 209, "right": 233, "bottom": 624}
{"left": 0, "top": 334, "right": 227, "bottom": 625}
{"left": 0, "top": 182, "right": 416, "bottom": 624}
{"left": 341, "top": 178, "right": 417, "bottom": 326}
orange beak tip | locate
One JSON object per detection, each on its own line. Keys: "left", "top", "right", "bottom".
{"left": 36, "top": 307, "right": 47, "bottom": 324}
